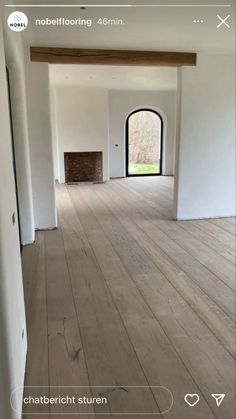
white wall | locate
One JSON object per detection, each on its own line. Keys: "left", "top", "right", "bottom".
{"left": 0, "top": 21, "right": 27, "bottom": 419}
{"left": 54, "top": 86, "right": 109, "bottom": 183}
{"left": 175, "top": 54, "right": 235, "bottom": 219}
{"left": 108, "top": 90, "right": 176, "bottom": 178}
{"left": 52, "top": 87, "right": 176, "bottom": 181}
{"left": 3, "top": 28, "right": 34, "bottom": 245}
{"left": 173, "top": 68, "right": 182, "bottom": 218}
{"left": 50, "top": 87, "right": 59, "bottom": 181}
{"left": 25, "top": 59, "right": 57, "bottom": 229}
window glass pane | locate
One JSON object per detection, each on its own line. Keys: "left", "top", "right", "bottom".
{"left": 128, "top": 110, "right": 162, "bottom": 176}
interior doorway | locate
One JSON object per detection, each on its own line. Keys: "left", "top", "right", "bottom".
{"left": 126, "top": 109, "right": 163, "bottom": 177}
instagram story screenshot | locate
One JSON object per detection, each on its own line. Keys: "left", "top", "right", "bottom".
{"left": 0, "top": 1, "right": 235, "bottom": 418}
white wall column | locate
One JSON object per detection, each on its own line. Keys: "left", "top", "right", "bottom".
{"left": 4, "top": 28, "right": 35, "bottom": 245}
{"left": 173, "top": 68, "right": 182, "bottom": 219}
{"left": 7, "top": 65, "right": 35, "bottom": 244}
{"left": 175, "top": 54, "right": 235, "bottom": 220}
{"left": 50, "top": 87, "right": 60, "bottom": 181}
{"left": 0, "top": 20, "right": 27, "bottom": 419}
{"left": 26, "top": 58, "right": 57, "bottom": 229}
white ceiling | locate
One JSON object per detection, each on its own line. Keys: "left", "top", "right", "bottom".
{"left": 5, "top": 0, "right": 235, "bottom": 53}
{"left": 49, "top": 65, "right": 177, "bottom": 90}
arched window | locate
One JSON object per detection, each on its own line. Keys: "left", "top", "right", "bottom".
{"left": 126, "top": 109, "right": 163, "bottom": 177}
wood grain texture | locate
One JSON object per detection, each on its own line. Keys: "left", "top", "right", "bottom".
{"left": 30, "top": 47, "right": 197, "bottom": 67}
{"left": 22, "top": 177, "right": 235, "bottom": 419}
{"left": 56, "top": 186, "right": 161, "bottom": 418}
{"left": 45, "top": 228, "right": 95, "bottom": 417}
{"left": 22, "top": 233, "right": 50, "bottom": 419}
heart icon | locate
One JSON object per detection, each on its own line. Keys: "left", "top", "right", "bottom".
{"left": 184, "top": 393, "right": 200, "bottom": 407}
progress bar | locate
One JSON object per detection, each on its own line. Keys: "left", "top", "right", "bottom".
{"left": 4, "top": 4, "right": 232, "bottom": 8}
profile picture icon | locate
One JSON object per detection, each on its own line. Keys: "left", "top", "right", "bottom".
{"left": 7, "top": 11, "right": 28, "bottom": 32}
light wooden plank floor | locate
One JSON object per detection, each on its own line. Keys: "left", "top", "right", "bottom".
{"left": 22, "top": 176, "right": 235, "bottom": 419}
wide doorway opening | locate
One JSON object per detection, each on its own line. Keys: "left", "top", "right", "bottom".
{"left": 126, "top": 109, "right": 163, "bottom": 177}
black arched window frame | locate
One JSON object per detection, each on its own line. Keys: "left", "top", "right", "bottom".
{"left": 125, "top": 108, "right": 163, "bottom": 177}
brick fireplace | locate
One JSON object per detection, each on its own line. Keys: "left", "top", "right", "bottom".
{"left": 64, "top": 152, "right": 103, "bottom": 183}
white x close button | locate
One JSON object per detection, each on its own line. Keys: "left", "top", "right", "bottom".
{"left": 217, "top": 14, "right": 230, "bottom": 28}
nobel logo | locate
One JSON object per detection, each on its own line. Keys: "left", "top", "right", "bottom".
{"left": 7, "top": 11, "right": 28, "bottom": 32}
{"left": 10, "top": 23, "right": 27, "bottom": 28}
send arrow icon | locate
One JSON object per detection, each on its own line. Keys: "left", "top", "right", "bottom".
{"left": 211, "top": 394, "right": 225, "bottom": 407}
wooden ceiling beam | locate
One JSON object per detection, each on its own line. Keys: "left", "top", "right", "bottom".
{"left": 30, "top": 47, "right": 197, "bottom": 67}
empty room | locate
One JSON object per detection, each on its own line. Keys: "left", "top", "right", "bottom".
{"left": 0, "top": 1, "right": 235, "bottom": 419}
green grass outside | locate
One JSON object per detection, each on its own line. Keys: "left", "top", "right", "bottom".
{"left": 129, "top": 163, "right": 159, "bottom": 175}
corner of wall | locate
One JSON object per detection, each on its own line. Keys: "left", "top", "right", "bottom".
{"left": 0, "top": 18, "right": 27, "bottom": 419}
{"left": 4, "top": 26, "right": 35, "bottom": 245}
{"left": 173, "top": 68, "right": 182, "bottom": 220}
{"left": 25, "top": 60, "right": 57, "bottom": 229}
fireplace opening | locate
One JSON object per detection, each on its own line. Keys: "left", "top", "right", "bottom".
{"left": 64, "top": 152, "right": 103, "bottom": 183}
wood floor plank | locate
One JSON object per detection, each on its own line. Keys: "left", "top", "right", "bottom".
{"left": 22, "top": 177, "right": 235, "bottom": 419}
{"left": 209, "top": 218, "right": 236, "bottom": 234}
{"left": 153, "top": 219, "right": 235, "bottom": 290}
{"left": 192, "top": 219, "right": 235, "bottom": 251}
{"left": 22, "top": 232, "right": 50, "bottom": 419}
{"left": 119, "top": 179, "right": 172, "bottom": 219}
{"left": 78, "top": 188, "right": 234, "bottom": 417}
{"left": 127, "top": 176, "right": 174, "bottom": 204}
{"left": 44, "top": 228, "right": 95, "bottom": 418}
{"left": 177, "top": 220, "right": 235, "bottom": 264}
{"left": 104, "top": 181, "right": 235, "bottom": 320}
{"left": 56, "top": 185, "right": 161, "bottom": 418}
{"left": 115, "top": 178, "right": 235, "bottom": 277}
{"left": 94, "top": 183, "right": 235, "bottom": 357}
{"left": 21, "top": 240, "right": 40, "bottom": 310}
{"left": 68, "top": 185, "right": 218, "bottom": 419}
{"left": 223, "top": 217, "right": 236, "bottom": 226}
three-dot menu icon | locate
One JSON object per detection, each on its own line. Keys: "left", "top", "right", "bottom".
{"left": 193, "top": 19, "right": 204, "bottom": 24}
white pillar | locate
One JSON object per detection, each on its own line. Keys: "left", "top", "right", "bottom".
{"left": 174, "top": 54, "right": 235, "bottom": 219}
{"left": 25, "top": 56, "right": 57, "bottom": 229}
{"left": 0, "top": 20, "right": 27, "bottom": 419}
{"left": 7, "top": 65, "right": 35, "bottom": 244}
